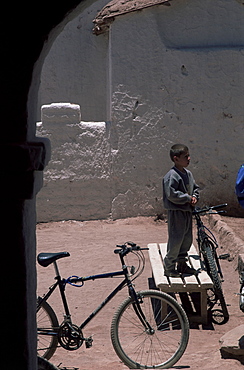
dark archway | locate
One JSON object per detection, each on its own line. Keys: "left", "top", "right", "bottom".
{"left": 0, "top": 2, "right": 90, "bottom": 369}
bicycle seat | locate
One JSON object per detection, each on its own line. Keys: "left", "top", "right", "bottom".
{"left": 37, "top": 252, "right": 70, "bottom": 267}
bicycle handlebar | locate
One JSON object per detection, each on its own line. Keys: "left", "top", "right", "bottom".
{"left": 193, "top": 203, "right": 227, "bottom": 215}
{"left": 114, "top": 241, "right": 149, "bottom": 255}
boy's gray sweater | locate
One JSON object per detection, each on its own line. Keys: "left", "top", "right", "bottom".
{"left": 163, "top": 167, "right": 200, "bottom": 211}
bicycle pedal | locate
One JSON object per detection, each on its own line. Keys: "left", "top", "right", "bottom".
{"left": 218, "top": 253, "right": 230, "bottom": 260}
{"left": 57, "top": 364, "right": 79, "bottom": 370}
{"left": 85, "top": 336, "right": 93, "bottom": 348}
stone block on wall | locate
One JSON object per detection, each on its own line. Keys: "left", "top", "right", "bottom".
{"left": 41, "top": 103, "right": 81, "bottom": 124}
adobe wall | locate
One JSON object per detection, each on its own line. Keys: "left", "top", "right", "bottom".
{"left": 37, "top": 0, "right": 244, "bottom": 221}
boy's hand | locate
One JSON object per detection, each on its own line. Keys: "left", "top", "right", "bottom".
{"left": 190, "top": 196, "right": 198, "bottom": 205}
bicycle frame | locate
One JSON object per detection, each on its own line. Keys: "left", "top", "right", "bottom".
{"left": 37, "top": 250, "right": 141, "bottom": 332}
{"left": 195, "top": 213, "right": 216, "bottom": 247}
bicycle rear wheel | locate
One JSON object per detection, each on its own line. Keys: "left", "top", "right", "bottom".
{"left": 204, "top": 242, "right": 229, "bottom": 324}
{"left": 38, "top": 356, "right": 59, "bottom": 370}
{"left": 111, "top": 290, "right": 189, "bottom": 369}
{"left": 37, "top": 298, "right": 59, "bottom": 360}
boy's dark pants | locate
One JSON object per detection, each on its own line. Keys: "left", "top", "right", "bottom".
{"left": 164, "top": 210, "right": 193, "bottom": 271}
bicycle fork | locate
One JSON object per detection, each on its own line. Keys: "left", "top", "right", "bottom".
{"left": 129, "top": 286, "right": 155, "bottom": 335}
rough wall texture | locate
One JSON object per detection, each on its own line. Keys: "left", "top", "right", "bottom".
{"left": 37, "top": 0, "right": 244, "bottom": 222}
{"left": 37, "top": 103, "right": 163, "bottom": 220}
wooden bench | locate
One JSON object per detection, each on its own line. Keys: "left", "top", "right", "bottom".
{"left": 148, "top": 243, "right": 213, "bottom": 324}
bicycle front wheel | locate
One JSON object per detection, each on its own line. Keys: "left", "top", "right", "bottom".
{"left": 111, "top": 290, "right": 189, "bottom": 369}
{"left": 204, "top": 243, "right": 229, "bottom": 324}
{"left": 37, "top": 298, "right": 59, "bottom": 360}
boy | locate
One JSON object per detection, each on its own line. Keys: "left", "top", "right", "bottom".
{"left": 163, "top": 144, "right": 200, "bottom": 277}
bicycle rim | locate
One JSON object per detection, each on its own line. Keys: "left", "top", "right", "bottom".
{"left": 37, "top": 298, "right": 59, "bottom": 360}
{"left": 204, "top": 244, "right": 229, "bottom": 324}
{"left": 38, "top": 356, "right": 59, "bottom": 370}
{"left": 111, "top": 290, "right": 189, "bottom": 369}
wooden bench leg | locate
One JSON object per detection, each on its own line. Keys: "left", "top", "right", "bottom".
{"left": 200, "top": 290, "right": 208, "bottom": 325}
{"left": 161, "top": 300, "right": 168, "bottom": 324}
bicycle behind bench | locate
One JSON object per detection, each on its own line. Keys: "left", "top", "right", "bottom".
{"left": 193, "top": 203, "right": 230, "bottom": 324}
{"left": 37, "top": 241, "right": 189, "bottom": 369}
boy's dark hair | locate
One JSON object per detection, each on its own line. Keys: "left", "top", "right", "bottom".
{"left": 170, "top": 144, "right": 189, "bottom": 161}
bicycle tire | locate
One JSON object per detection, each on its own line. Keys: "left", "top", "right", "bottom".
{"left": 37, "top": 298, "right": 59, "bottom": 360}
{"left": 38, "top": 356, "right": 59, "bottom": 370}
{"left": 111, "top": 289, "right": 189, "bottom": 369}
{"left": 204, "top": 243, "right": 229, "bottom": 324}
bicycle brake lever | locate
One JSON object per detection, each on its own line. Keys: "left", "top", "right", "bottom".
{"left": 127, "top": 241, "right": 137, "bottom": 247}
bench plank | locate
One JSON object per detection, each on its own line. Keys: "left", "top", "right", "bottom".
{"left": 148, "top": 243, "right": 168, "bottom": 287}
{"left": 187, "top": 245, "right": 213, "bottom": 288}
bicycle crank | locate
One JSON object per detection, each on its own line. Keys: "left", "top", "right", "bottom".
{"left": 58, "top": 322, "right": 84, "bottom": 350}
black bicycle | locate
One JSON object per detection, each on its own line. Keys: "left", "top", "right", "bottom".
{"left": 37, "top": 241, "right": 189, "bottom": 369}
{"left": 193, "top": 204, "right": 229, "bottom": 324}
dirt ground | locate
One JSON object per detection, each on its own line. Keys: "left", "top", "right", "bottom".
{"left": 36, "top": 215, "right": 244, "bottom": 370}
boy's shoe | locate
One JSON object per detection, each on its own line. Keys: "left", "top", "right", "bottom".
{"left": 164, "top": 269, "right": 181, "bottom": 278}
{"left": 177, "top": 261, "right": 196, "bottom": 275}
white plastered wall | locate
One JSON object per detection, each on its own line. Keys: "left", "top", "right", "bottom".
{"left": 37, "top": 0, "right": 244, "bottom": 221}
